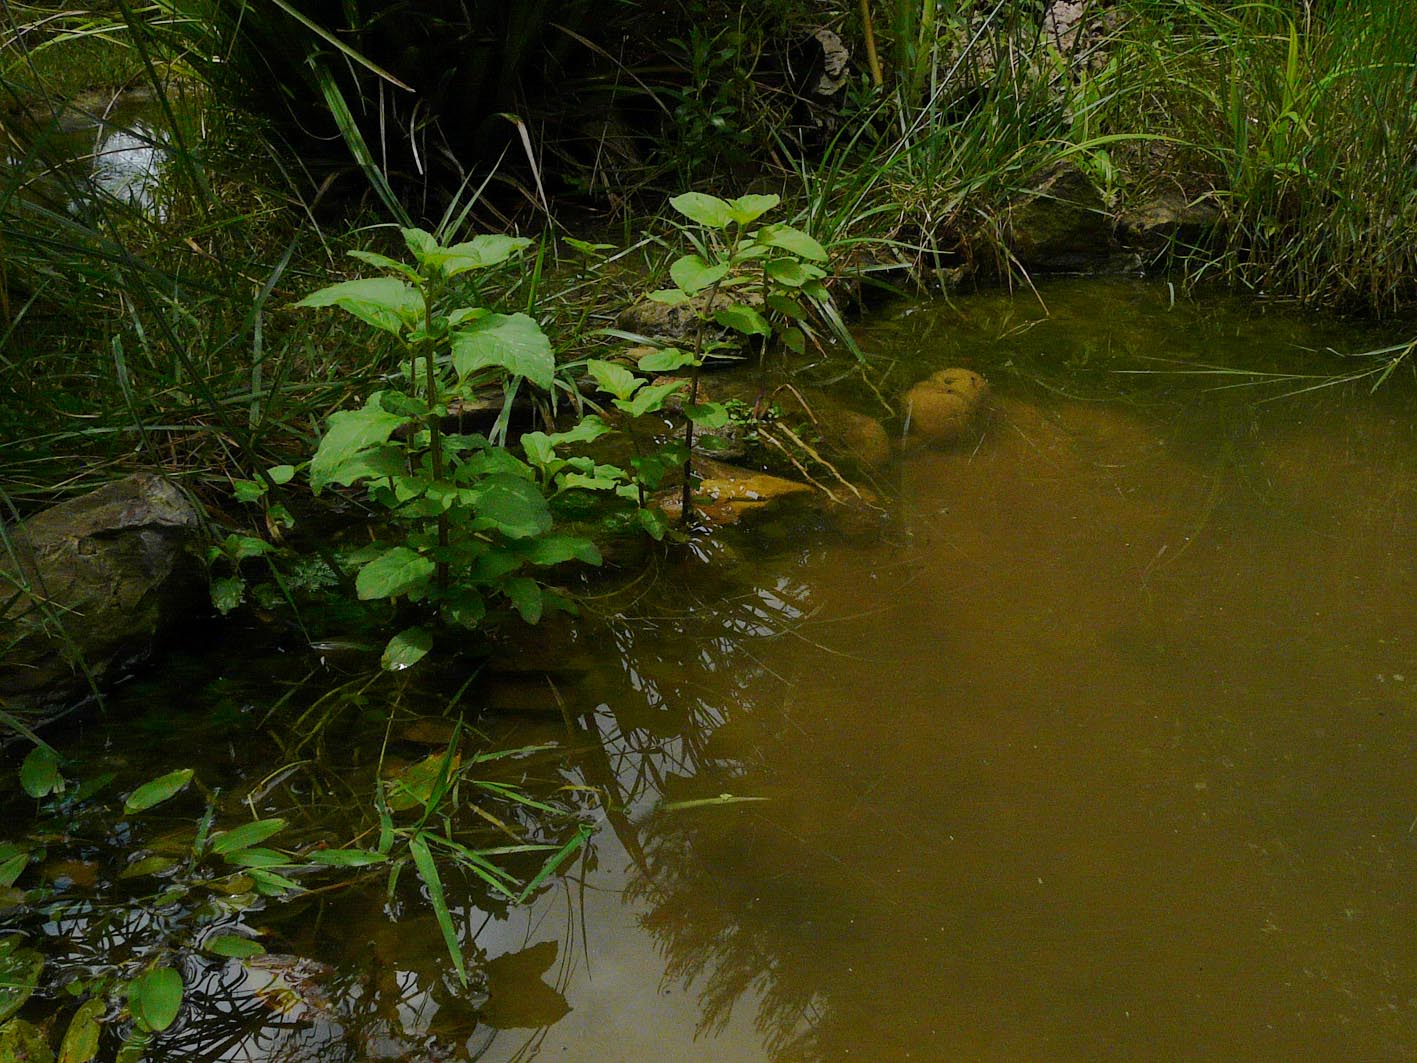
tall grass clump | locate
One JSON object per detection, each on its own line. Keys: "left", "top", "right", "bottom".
{"left": 1116, "top": 0, "right": 1417, "bottom": 313}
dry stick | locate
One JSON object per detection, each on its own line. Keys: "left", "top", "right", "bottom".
{"left": 859, "top": 0, "right": 885, "bottom": 87}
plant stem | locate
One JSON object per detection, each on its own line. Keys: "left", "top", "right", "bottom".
{"left": 421, "top": 277, "right": 449, "bottom": 592}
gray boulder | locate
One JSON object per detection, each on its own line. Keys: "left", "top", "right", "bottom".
{"left": 0, "top": 474, "right": 205, "bottom": 710}
{"left": 1003, "top": 163, "right": 1116, "bottom": 271}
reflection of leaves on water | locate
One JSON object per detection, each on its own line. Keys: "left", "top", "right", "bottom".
{"left": 580, "top": 566, "right": 856, "bottom": 1063}
{"left": 479, "top": 939, "right": 571, "bottom": 1029}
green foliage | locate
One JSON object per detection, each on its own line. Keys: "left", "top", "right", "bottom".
{"left": 291, "top": 228, "right": 626, "bottom": 667}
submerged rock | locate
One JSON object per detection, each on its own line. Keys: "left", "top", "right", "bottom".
{"left": 903, "top": 368, "right": 991, "bottom": 447}
{"left": 0, "top": 474, "right": 205, "bottom": 711}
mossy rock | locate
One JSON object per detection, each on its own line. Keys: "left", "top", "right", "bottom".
{"left": 902, "top": 368, "right": 991, "bottom": 447}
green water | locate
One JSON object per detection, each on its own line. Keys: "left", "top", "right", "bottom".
{"left": 12, "top": 279, "right": 1417, "bottom": 1061}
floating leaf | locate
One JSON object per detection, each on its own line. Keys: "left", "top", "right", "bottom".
{"left": 128, "top": 967, "right": 182, "bottom": 1032}
{"left": 118, "top": 856, "right": 176, "bottom": 880}
{"left": 203, "top": 936, "right": 266, "bottom": 959}
{"left": 381, "top": 627, "right": 433, "bottom": 672}
{"left": 669, "top": 192, "right": 733, "bottom": 229}
{"left": 19, "top": 747, "right": 62, "bottom": 799}
{"left": 221, "top": 848, "right": 291, "bottom": 869}
{"left": 124, "top": 769, "right": 194, "bottom": 813}
{"left": 210, "top": 819, "right": 287, "bottom": 856}
{"left": 670, "top": 254, "right": 729, "bottom": 295}
{"left": 248, "top": 869, "right": 304, "bottom": 896}
{"left": 386, "top": 750, "right": 462, "bottom": 813}
{"left": 355, "top": 547, "right": 436, "bottom": 601}
{"left": 59, "top": 997, "right": 104, "bottom": 1063}
{"left": 451, "top": 313, "right": 554, "bottom": 390}
{"left": 294, "top": 277, "right": 424, "bottom": 336}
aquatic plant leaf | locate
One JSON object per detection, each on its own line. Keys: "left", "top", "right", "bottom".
{"left": 210, "top": 577, "right": 244, "bottom": 615}
{"left": 670, "top": 254, "right": 729, "bottom": 294}
{"left": 386, "top": 751, "right": 463, "bottom": 813}
{"left": 409, "top": 832, "right": 468, "bottom": 986}
{"left": 124, "top": 769, "right": 194, "bottom": 813}
{"left": 355, "top": 547, "right": 435, "bottom": 601}
{"left": 128, "top": 967, "right": 182, "bottom": 1032}
{"left": 765, "top": 258, "right": 827, "bottom": 288}
{"left": 115, "top": 1028, "right": 150, "bottom": 1063}
{"left": 210, "top": 819, "right": 287, "bottom": 856}
{"left": 619, "top": 379, "right": 686, "bottom": 418}
{"left": 755, "top": 224, "right": 828, "bottom": 261}
{"left": 727, "top": 193, "right": 780, "bottom": 225}
{"left": 309, "top": 396, "right": 411, "bottom": 493}
{"left": 304, "top": 849, "right": 388, "bottom": 867}
{"left": 294, "top": 277, "right": 424, "bottom": 336}
{"left": 381, "top": 627, "right": 433, "bottom": 672}
{"left": 472, "top": 475, "right": 553, "bottom": 540}
{"left": 247, "top": 869, "right": 303, "bottom": 896}
{"left": 687, "top": 402, "right": 730, "bottom": 429}
{"left": 451, "top": 313, "right": 554, "bottom": 390}
{"left": 222, "top": 848, "right": 291, "bottom": 869}
{"left": 19, "top": 747, "right": 62, "bottom": 799}
{"left": 203, "top": 936, "right": 266, "bottom": 959}
{"left": 545, "top": 415, "right": 612, "bottom": 448}
{"left": 514, "top": 824, "right": 594, "bottom": 904}
{"left": 586, "top": 360, "right": 640, "bottom": 401}
{"left": 713, "top": 304, "right": 772, "bottom": 337}
{"left": 0, "top": 939, "right": 42, "bottom": 1022}
{"left": 59, "top": 996, "right": 104, "bottom": 1063}
{"left": 669, "top": 192, "right": 733, "bottom": 228}
{"left": 0, "top": 855, "right": 26, "bottom": 889}
{"left": 118, "top": 856, "right": 176, "bottom": 880}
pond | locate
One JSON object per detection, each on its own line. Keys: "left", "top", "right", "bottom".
{"left": 9, "top": 278, "right": 1417, "bottom": 1061}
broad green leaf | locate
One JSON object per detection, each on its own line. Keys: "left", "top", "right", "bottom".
{"left": 765, "top": 292, "right": 808, "bottom": 320}
{"left": 19, "top": 747, "right": 62, "bottom": 799}
{"left": 781, "top": 326, "right": 807, "bottom": 355}
{"left": 124, "top": 769, "right": 194, "bottom": 813}
{"left": 765, "top": 258, "right": 826, "bottom": 288}
{"left": 434, "top": 235, "right": 532, "bottom": 276}
{"left": 521, "top": 535, "right": 602, "bottom": 567}
{"left": 59, "top": 996, "right": 104, "bottom": 1063}
{"left": 714, "top": 304, "right": 772, "bottom": 336}
{"left": 210, "top": 577, "right": 244, "bottom": 615}
{"left": 231, "top": 479, "right": 265, "bottom": 503}
{"left": 401, "top": 227, "right": 438, "bottom": 262}
{"left": 620, "top": 379, "right": 686, "bottom": 418}
{"left": 266, "top": 464, "right": 296, "bottom": 485}
{"left": 451, "top": 313, "right": 554, "bottom": 390}
{"left": 638, "top": 506, "right": 669, "bottom": 540}
{"left": 0, "top": 939, "right": 41, "bottom": 1022}
{"left": 755, "top": 223, "right": 828, "bottom": 261}
{"left": 564, "top": 237, "right": 614, "bottom": 257}
{"left": 473, "top": 475, "right": 553, "bottom": 540}
{"left": 520, "top": 432, "right": 556, "bottom": 470}
{"left": 304, "top": 849, "right": 388, "bottom": 867}
{"left": 0, "top": 854, "right": 25, "bottom": 888}
{"left": 687, "top": 402, "right": 730, "bottom": 429}
{"left": 586, "top": 360, "right": 641, "bottom": 401}
{"left": 637, "top": 347, "right": 697, "bottom": 372}
{"left": 119, "top": 856, "right": 176, "bottom": 880}
{"left": 346, "top": 249, "right": 419, "bottom": 280}
{"left": 646, "top": 288, "right": 690, "bottom": 306}
{"left": 726, "top": 193, "right": 780, "bottom": 225}
{"left": 294, "top": 277, "right": 424, "bottom": 336}
{"left": 670, "top": 254, "right": 729, "bottom": 295}
{"left": 669, "top": 192, "right": 733, "bottom": 228}
{"left": 221, "top": 848, "right": 290, "bottom": 869}
{"left": 355, "top": 547, "right": 436, "bottom": 601}
{"left": 504, "top": 577, "right": 543, "bottom": 624}
{"left": 443, "top": 587, "right": 487, "bottom": 629}
{"left": 210, "top": 819, "right": 287, "bottom": 856}
{"left": 381, "top": 626, "right": 433, "bottom": 671}
{"left": 409, "top": 832, "right": 468, "bottom": 985}
{"left": 203, "top": 935, "right": 266, "bottom": 959}
{"left": 386, "top": 751, "right": 462, "bottom": 813}
{"left": 128, "top": 967, "right": 182, "bottom": 1032}
{"left": 309, "top": 395, "right": 411, "bottom": 493}
{"left": 247, "top": 869, "right": 303, "bottom": 896}
{"left": 546, "top": 415, "right": 611, "bottom": 448}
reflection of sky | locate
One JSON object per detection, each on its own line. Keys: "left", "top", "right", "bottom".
{"left": 88, "top": 121, "right": 167, "bottom": 216}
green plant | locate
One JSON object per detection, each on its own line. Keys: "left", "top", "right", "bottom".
{"left": 637, "top": 191, "right": 831, "bottom": 516}
{"left": 293, "top": 227, "right": 624, "bottom": 669}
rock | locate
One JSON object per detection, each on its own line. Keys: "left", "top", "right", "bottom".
{"left": 659, "top": 458, "right": 814, "bottom": 525}
{"left": 1002, "top": 164, "right": 1114, "bottom": 271}
{"left": 617, "top": 292, "right": 757, "bottom": 367}
{"left": 0, "top": 474, "right": 205, "bottom": 710}
{"left": 1118, "top": 190, "right": 1221, "bottom": 254}
{"left": 818, "top": 408, "right": 892, "bottom": 470}
{"left": 903, "top": 368, "right": 991, "bottom": 447}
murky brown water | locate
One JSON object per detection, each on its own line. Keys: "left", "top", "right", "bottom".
{"left": 14, "top": 279, "right": 1417, "bottom": 1061}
